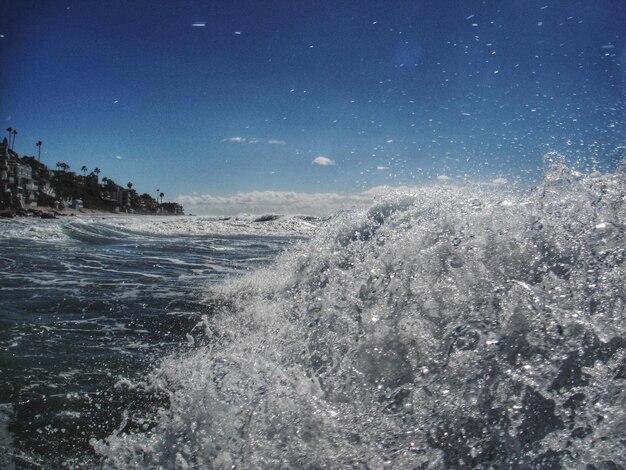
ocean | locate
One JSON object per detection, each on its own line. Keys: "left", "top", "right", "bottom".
{"left": 0, "top": 213, "right": 311, "bottom": 468}
{"left": 1, "top": 157, "right": 625, "bottom": 469}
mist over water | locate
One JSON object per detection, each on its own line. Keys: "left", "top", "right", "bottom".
{"left": 90, "top": 156, "right": 625, "bottom": 469}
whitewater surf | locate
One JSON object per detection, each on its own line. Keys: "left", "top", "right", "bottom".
{"left": 88, "top": 156, "right": 625, "bottom": 469}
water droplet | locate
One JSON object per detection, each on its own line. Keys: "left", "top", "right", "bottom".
{"left": 448, "top": 255, "right": 464, "bottom": 268}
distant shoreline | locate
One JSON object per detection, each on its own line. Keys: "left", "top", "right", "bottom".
{"left": 0, "top": 207, "right": 183, "bottom": 219}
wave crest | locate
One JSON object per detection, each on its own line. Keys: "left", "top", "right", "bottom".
{"left": 97, "top": 160, "right": 625, "bottom": 469}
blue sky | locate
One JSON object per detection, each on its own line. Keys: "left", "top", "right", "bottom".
{"left": 1, "top": 0, "right": 625, "bottom": 214}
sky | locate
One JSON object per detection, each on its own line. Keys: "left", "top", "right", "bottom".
{"left": 1, "top": 0, "right": 625, "bottom": 215}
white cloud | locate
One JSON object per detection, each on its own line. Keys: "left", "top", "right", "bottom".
{"left": 491, "top": 177, "right": 508, "bottom": 185}
{"left": 175, "top": 180, "right": 523, "bottom": 217}
{"left": 222, "top": 137, "right": 285, "bottom": 145}
{"left": 312, "top": 156, "right": 335, "bottom": 166}
{"left": 376, "top": 166, "right": 389, "bottom": 171}
{"left": 116, "top": 155, "right": 123, "bottom": 160}
{"left": 222, "top": 136, "right": 246, "bottom": 143}
{"left": 436, "top": 175, "right": 451, "bottom": 181}
{"left": 175, "top": 188, "right": 397, "bottom": 216}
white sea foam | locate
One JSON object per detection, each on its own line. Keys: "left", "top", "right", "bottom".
{"left": 95, "top": 157, "right": 626, "bottom": 468}
{"left": 0, "top": 214, "right": 318, "bottom": 244}
{"left": 101, "top": 214, "right": 320, "bottom": 238}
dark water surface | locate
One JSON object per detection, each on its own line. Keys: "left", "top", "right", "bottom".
{"left": 0, "top": 216, "right": 298, "bottom": 468}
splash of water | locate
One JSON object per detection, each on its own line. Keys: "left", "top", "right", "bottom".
{"left": 95, "top": 156, "right": 625, "bottom": 469}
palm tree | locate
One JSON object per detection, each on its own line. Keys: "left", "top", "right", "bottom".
{"left": 56, "top": 161, "right": 62, "bottom": 171}
{"left": 10, "top": 129, "right": 17, "bottom": 149}
{"left": 127, "top": 181, "right": 133, "bottom": 190}
{"left": 36, "top": 141, "right": 42, "bottom": 161}
{"left": 81, "top": 165, "right": 88, "bottom": 176}
{"left": 160, "top": 192, "right": 164, "bottom": 204}
{"left": 93, "top": 167, "right": 101, "bottom": 175}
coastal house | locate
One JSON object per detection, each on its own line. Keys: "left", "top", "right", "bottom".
{"left": 68, "top": 199, "right": 84, "bottom": 210}
{"left": 100, "top": 178, "right": 131, "bottom": 212}
{"left": 0, "top": 138, "right": 35, "bottom": 209}
{"left": 22, "top": 156, "right": 56, "bottom": 204}
{"left": 160, "top": 202, "right": 185, "bottom": 215}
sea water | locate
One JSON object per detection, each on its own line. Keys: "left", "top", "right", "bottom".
{"left": 0, "top": 214, "right": 311, "bottom": 467}
{"left": 2, "top": 156, "right": 625, "bottom": 468}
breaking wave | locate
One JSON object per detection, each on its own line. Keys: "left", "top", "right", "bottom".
{"left": 95, "top": 154, "right": 625, "bottom": 469}
{"left": 0, "top": 214, "right": 319, "bottom": 244}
